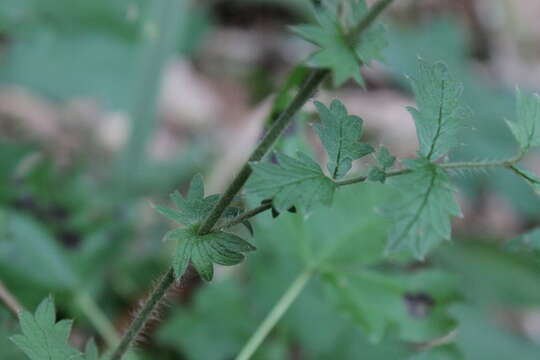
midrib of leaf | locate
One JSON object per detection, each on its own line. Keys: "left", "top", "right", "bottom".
{"left": 395, "top": 168, "right": 437, "bottom": 245}
{"left": 34, "top": 317, "right": 55, "bottom": 359}
{"left": 427, "top": 80, "right": 446, "bottom": 160}
{"left": 509, "top": 165, "right": 540, "bottom": 184}
{"left": 332, "top": 120, "right": 344, "bottom": 179}
{"left": 526, "top": 112, "right": 536, "bottom": 151}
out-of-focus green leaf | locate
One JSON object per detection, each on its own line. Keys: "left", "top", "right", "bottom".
{"left": 0, "top": 31, "right": 137, "bottom": 109}
{"left": 0, "top": 209, "right": 77, "bottom": 289}
{"left": 157, "top": 280, "right": 284, "bottom": 360}
{"left": 408, "top": 345, "right": 462, "bottom": 360}
{"left": 323, "top": 269, "right": 457, "bottom": 343}
{"left": 437, "top": 241, "right": 540, "bottom": 305}
{"left": 10, "top": 297, "right": 82, "bottom": 360}
{"left": 0, "top": 309, "right": 26, "bottom": 360}
{"left": 505, "top": 227, "right": 540, "bottom": 260}
{"left": 451, "top": 305, "right": 540, "bottom": 360}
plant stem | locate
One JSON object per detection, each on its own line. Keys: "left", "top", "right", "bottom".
{"left": 109, "top": 1, "right": 397, "bottom": 357}
{"left": 0, "top": 280, "right": 23, "bottom": 316}
{"left": 197, "top": 69, "right": 328, "bottom": 235}
{"left": 110, "top": 269, "right": 175, "bottom": 360}
{"left": 75, "top": 292, "right": 120, "bottom": 348}
{"left": 221, "top": 203, "right": 273, "bottom": 230}
{"left": 235, "top": 269, "right": 313, "bottom": 360}
{"left": 335, "top": 168, "right": 409, "bottom": 186}
{"left": 335, "top": 154, "right": 525, "bottom": 186}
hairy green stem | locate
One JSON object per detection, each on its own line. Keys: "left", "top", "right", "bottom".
{"left": 335, "top": 154, "right": 525, "bottom": 186}
{"left": 335, "top": 168, "right": 409, "bottom": 186}
{"left": 110, "top": 270, "right": 175, "bottom": 360}
{"left": 235, "top": 269, "right": 313, "bottom": 360}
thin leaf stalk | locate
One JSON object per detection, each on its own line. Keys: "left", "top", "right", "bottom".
{"left": 235, "top": 269, "right": 313, "bottom": 360}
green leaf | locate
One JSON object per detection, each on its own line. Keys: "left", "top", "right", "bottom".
{"left": 247, "top": 152, "right": 336, "bottom": 213}
{"left": 157, "top": 280, "right": 286, "bottom": 360}
{"left": 314, "top": 99, "right": 374, "bottom": 179}
{"left": 376, "top": 146, "right": 396, "bottom": 170}
{"left": 323, "top": 269, "right": 457, "bottom": 343}
{"left": 156, "top": 174, "right": 255, "bottom": 280}
{"left": 83, "top": 339, "right": 99, "bottom": 360}
{"left": 368, "top": 166, "right": 386, "bottom": 183}
{"left": 0, "top": 209, "right": 78, "bottom": 289}
{"left": 505, "top": 227, "right": 540, "bottom": 259}
{"left": 290, "top": 0, "right": 387, "bottom": 87}
{"left": 383, "top": 159, "right": 462, "bottom": 259}
{"left": 153, "top": 174, "right": 219, "bottom": 227}
{"left": 450, "top": 305, "right": 540, "bottom": 360}
{"left": 508, "top": 165, "right": 540, "bottom": 196}
{"left": 408, "top": 346, "right": 462, "bottom": 360}
{"left": 368, "top": 146, "right": 396, "bottom": 183}
{"left": 439, "top": 241, "right": 540, "bottom": 306}
{"left": 164, "top": 228, "right": 255, "bottom": 281}
{"left": 10, "top": 297, "right": 83, "bottom": 360}
{"left": 408, "top": 59, "right": 470, "bottom": 160}
{"left": 506, "top": 89, "right": 540, "bottom": 151}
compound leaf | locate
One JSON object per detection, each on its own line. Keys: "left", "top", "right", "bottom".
{"left": 408, "top": 59, "right": 470, "bottom": 160}
{"left": 291, "top": 0, "right": 387, "bottom": 87}
{"left": 506, "top": 89, "right": 540, "bottom": 151}
{"left": 383, "top": 159, "right": 462, "bottom": 259}
{"left": 314, "top": 99, "right": 374, "bottom": 179}
{"left": 247, "top": 152, "right": 336, "bottom": 213}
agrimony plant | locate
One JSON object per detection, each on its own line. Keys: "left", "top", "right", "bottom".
{"left": 10, "top": 0, "right": 540, "bottom": 359}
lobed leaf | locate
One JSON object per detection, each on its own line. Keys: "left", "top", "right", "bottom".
{"left": 314, "top": 99, "right": 373, "bottom": 179}
{"left": 164, "top": 228, "right": 256, "bottom": 281}
{"left": 368, "top": 146, "right": 396, "bottom": 183}
{"left": 10, "top": 297, "right": 83, "bottom": 360}
{"left": 153, "top": 174, "right": 220, "bottom": 227}
{"left": 290, "top": 0, "right": 387, "bottom": 87}
{"left": 156, "top": 174, "right": 256, "bottom": 280}
{"left": 376, "top": 146, "right": 395, "bottom": 170}
{"left": 408, "top": 59, "right": 470, "bottom": 160}
{"left": 383, "top": 159, "right": 462, "bottom": 259}
{"left": 246, "top": 152, "right": 336, "bottom": 213}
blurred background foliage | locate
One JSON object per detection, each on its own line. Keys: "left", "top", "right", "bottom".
{"left": 1, "top": 0, "right": 540, "bottom": 359}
